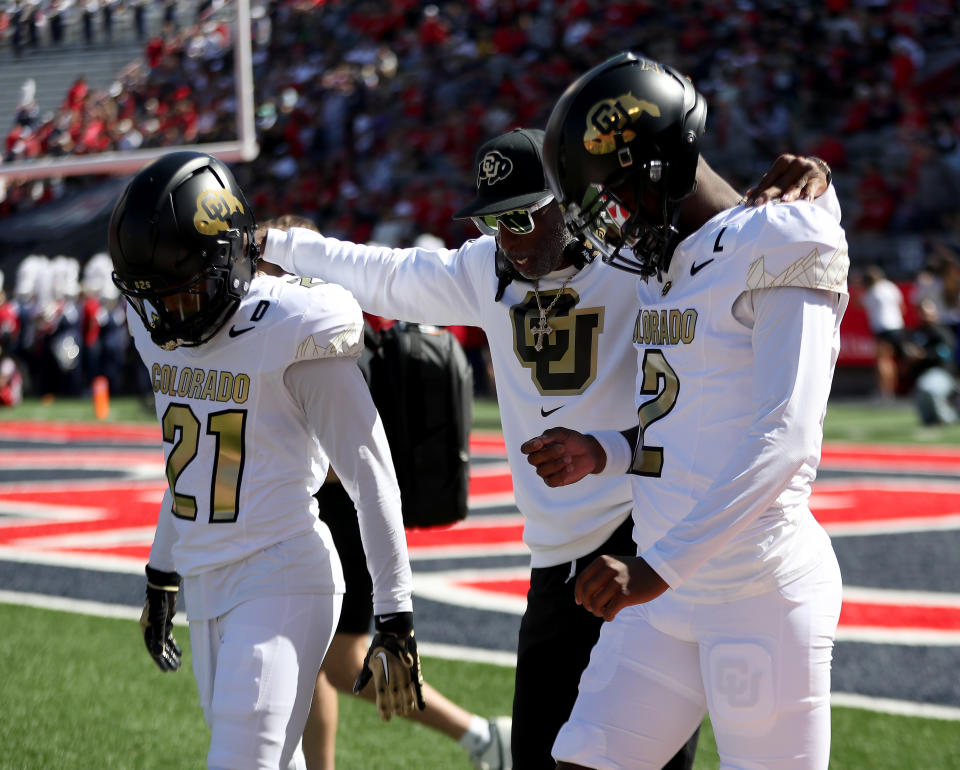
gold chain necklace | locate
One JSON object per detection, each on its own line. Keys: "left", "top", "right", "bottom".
{"left": 531, "top": 276, "right": 573, "bottom": 352}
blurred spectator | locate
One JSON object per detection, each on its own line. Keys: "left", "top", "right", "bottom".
{"left": 904, "top": 298, "right": 959, "bottom": 425}
{"left": 36, "top": 255, "right": 83, "bottom": 397}
{"left": 48, "top": 0, "right": 63, "bottom": 45}
{"left": 9, "top": 1, "right": 24, "bottom": 57}
{"left": 25, "top": 0, "right": 39, "bottom": 51}
{"left": 82, "top": 0, "right": 96, "bottom": 45}
{"left": 897, "top": 139, "right": 960, "bottom": 233}
{"left": 162, "top": 0, "right": 176, "bottom": 29}
{"left": 0, "top": 271, "right": 21, "bottom": 355}
{"left": 0, "top": 355, "right": 24, "bottom": 407}
{"left": 862, "top": 264, "right": 907, "bottom": 399}
{"left": 0, "top": 268, "right": 24, "bottom": 405}
{"left": 13, "top": 78, "right": 39, "bottom": 130}
{"left": 132, "top": 0, "right": 146, "bottom": 41}
{"left": 12, "top": 254, "right": 49, "bottom": 394}
{"left": 102, "top": 0, "right": 114, "bottom": 43}
{"left": 856, "top": 162, "right": 898, "bottom": 232}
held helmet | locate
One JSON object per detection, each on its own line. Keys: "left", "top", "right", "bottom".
{"left": 108, "top": 151, "right": 258, "bottom": 349}
{"left": 543, "top": 52, "right": 707, "bottom": 278}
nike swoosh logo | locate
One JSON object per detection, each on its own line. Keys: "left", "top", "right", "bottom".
{"left": 540, "top": 405, "right": 564, "bottom": 417}
{"left": 375, "top": 650, "right": 390, "bottom": 683}
{"left": 228, "top": 325, "right": 255, "bottom": 337}
{"left": 690, "top": 258, "right": 714, "bottom": 276}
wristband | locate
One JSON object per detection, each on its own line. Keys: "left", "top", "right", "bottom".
{"left": 374, "top": 611, "right": 414, "bottom": 635}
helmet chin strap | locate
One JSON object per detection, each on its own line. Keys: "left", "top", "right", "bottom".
{"left": 654, "top": 193, "right": 684, "bottom": 281}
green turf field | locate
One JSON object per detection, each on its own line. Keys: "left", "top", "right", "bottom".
{"left": 1, "top": 603, "right": 958, "bottom": 769}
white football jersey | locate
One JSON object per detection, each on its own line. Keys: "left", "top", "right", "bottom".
{"left": 622, "top": 201, "right": 849, "bottom": 601}
{"left": 131, "top": 274, "right": 397, "bottom": 583}
{"left": 267, "top": 228, "right": 641, "bottom": 567}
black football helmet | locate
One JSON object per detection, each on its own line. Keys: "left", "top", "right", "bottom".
{"left": 108, "top": 151, "right": 258, "bottom": 349}
{"left": 543, "top": 52, "right": 707, "bottom": 278}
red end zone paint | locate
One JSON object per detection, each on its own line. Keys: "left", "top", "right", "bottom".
{"left": 840, "top": 601, "right": 960, "bottom": 631}
{"left": 822, "top": 443, "right": 960, "bottom": 473}
{"left": 453, "top": 579, "right": 960, "bottom": 634}
{"left": 0, "top": 421, "right": 160, "bottom": 443}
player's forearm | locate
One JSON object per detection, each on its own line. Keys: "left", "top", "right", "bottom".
{"left": 287, "top": 357, "right": 414, "bottom": 614}
{"left": 148, "top": 488, "right": 178, "bottom": 573}
{"left": 340, "top": 422, "right": 414, "bottom": 616}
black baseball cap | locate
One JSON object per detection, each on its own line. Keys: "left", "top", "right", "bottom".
{"left": 453, "top": 128, "right": 550, "bottom": 219}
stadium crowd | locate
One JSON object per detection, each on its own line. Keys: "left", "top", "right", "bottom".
{"left": 0, "top": 252, "right": 142, "bottom": 405}
{"left": 1, "top": 0, "right": 960, "bottom": 409}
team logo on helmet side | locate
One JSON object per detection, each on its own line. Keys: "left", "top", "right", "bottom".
{"left": 193, "top": 189, "right": 246, "bottom": 235}
{"left": 584, "top": 93, "right": 661, "bottom": 155}
{"left": 477, "top": 150, "right": 513, "bottom": 187}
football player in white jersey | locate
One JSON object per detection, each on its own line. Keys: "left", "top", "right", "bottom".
{"left": 109, "top": 152, "right": 423, "bottom": 770}
{"left": 258, "top": 215, "right": 510, "bottom": 770}
{"left": 259, "top": 126, "right": 833, "bottom": 769}
{"left": 522, "top": 53, "right": 848, "bottom": 769}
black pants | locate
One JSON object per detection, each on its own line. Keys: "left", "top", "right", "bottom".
{"left": 511, "top": 515, "right": 699, "bottom": 769}
{"left": 317, "top": 482, "right": 373, "bottom": 634}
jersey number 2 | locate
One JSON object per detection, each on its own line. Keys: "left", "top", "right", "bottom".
{"left": 629, "top": 350, "right": 678, "bottom": 477}
{"left": 162, "top": 403, "right": 247, "bottom": 522}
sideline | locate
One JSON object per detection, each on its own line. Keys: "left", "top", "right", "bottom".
{"left": 2, "top": 589, "right": 958, "bottom": 722}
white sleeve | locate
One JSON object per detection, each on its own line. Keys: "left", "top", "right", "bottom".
{"left": 812, "top": 183, "right": 842, "bottom": 224}
{"left": 147, "top": 488, "right": 178, "bottom": 573}
{"left": 642, "top": 286, "right": 840, "bottom": 587}
{"left": 284, "top": 357, "right": 414, "bottom": 615}
{"left": 265, "top": 226, "right": 487, "bottom": 326}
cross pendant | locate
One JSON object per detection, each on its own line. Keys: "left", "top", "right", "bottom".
{"left": 532, "top": 315, "right": 553, "bottom": 352}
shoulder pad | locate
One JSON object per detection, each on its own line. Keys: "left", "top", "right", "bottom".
{"left": 741, "top": 204, "right": 849, "bottom": 295}
{"left": 271, "top": 277, "right": 365, "bottom": 361}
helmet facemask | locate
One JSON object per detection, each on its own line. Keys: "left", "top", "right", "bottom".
{"left": 113, "top": 227, "right": 255, "bottom": 350}
{"left": 563, "top": 160, "right": 688, "bottom": 280}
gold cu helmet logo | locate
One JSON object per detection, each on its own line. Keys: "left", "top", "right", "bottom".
{"left": 584, "top": 93, "right": 660, "bottom": 155}
{"left": 477, "top": 150, "right": 513, "bottom": 187}
{"left": 193, "top": 189, "right": 246, "bottom": 235}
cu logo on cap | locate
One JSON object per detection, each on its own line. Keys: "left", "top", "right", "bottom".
{"left": 478, "top": 151, "right": 513, "bottom": 187}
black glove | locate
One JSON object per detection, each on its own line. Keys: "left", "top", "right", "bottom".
{"left": 353, "top": 612, "right": 426, "bottom": 721}
{"left": 140, "top": 564, "right": 182, "bottom": 672}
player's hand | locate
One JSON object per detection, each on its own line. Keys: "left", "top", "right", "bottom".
{"left": 353, "top": 612, "right": 425, "bottom": 721}
{"left": 140, "top": 565, "right": 182, "bottom": 672}
{"left": 744, "top": 154, "right": 832, "bottom": 205}
{"left": 521, "top": 427, "right": 605, "bottom": 487}
{"left": 575, "top": 555, "right": 669, "bottom": 621}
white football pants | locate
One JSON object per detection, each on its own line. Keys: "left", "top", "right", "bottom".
{"left": 553, "top": 551, "right": 842, "bottom": 769}
{"left": 190, "top": 591, "right": 341, "bottom": 770}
